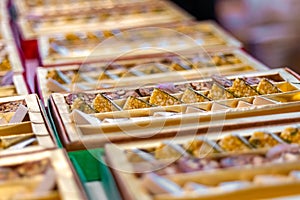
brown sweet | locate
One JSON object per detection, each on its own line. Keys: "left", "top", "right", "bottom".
{"left": 0, "top": 100, "right": 26, "bottom": 113}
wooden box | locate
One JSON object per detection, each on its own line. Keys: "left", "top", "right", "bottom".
{"left": 0, "top": 148, "right": 87, "bottom": 199}
{"left": 38, "top": 21, "right": 241, "bottom": 66}
{"left": 17, "top": 0, "right": 193, "bottom": 39}
{"left": 0, "top": 94, "right": 57, "bottom": 152}
{"left": 105, "top": 123, "right": 300, "bottom": 199}
{"left": 48, "top": 68, "right": 300, "bottom": 150}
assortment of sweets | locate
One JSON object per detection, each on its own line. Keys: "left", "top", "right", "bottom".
{"left": 44, "top": 23, "right": 231, "bottom": 58}
{"left": 22, "top": 0, "right": 171, "bottom": 19}
{"left": 64, "top": 73, "right": 288, "bottom": 114}
{"left": 9, "top": 0, "right": 300, "bottom": 199}
{"left": 132, "top": 143, "right": 300, "bottom": 181}
{"left": 125, "top": 127, "right": 300, "bottom": 163}
{"left": 20, "top": 0, "right": 147, "bottom": 7}
{"left": 208, "top": 75, "right": 280, "bottom": 100}
{"left": 30, "top": 3, "right": 168, "bottom": 24}
{"left": 0, "top": 100, "right": 38, "bottom": 150}
{"left": 16, "top": 0, "right": 152, "bottom": 16}
{"left": 0, "top": 94, "right": 55, "bottom": 150}
{"left": 44, "top": 51, "right": 247, "bottom": 93}
{"left": 105, "top": 142, "right": 300, "bottom": 199}
{"left": 0, "top": 100, "right": 26, "bottom": 113}
{"left": 0, "top": 149, "right": 85, "bottom": 200}
{"left": 0, "top": 158, "right": 59, "bottom": 199}
{"left": 20, "top": 0, "right": 191, "bottom": 40}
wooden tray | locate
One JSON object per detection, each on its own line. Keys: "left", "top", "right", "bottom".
{"left": 0, "top": 94, "right": 57, "bottom": 152}
{"left": 14, "top": 0, "right": 159, "bottom": 17}
{"left": 17, "top": 1, "right": 193, "bottom": 39}
{"left": 0, "top": 73, "right": 28, "bottom": 98}
{"left": 48, "top": 68, "right": 300, "bottom": 150}
{"left": 0, "top": 148, "right": 87, "bottom": 199}
{"left": 108, "top": 123, "right": 300, "bottom": 160}
{"left": 38, "top": 20, "right": 242, "bottom": 66}
{"left": 105, "top": 133, "right": 300, "bottom": 200}
{"left": 37, "top": 49, "right": 268, "bottom": 103}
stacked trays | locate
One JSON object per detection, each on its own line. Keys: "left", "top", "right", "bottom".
{"left": 8, "top": 0, "right": 300, "bottom": 199}
{"left": 49, "top": 68, "right": 300, "bottom": 150}
{"left": 17, "top": 0, "right": 193, "bottom": 39}
{"left": 0, "top": 148, "right": 87, "bottom": 199}
{"left": 105, "top": 124, "right": 300, "bottom": 200}
{"left": 14, "top": 0, "right": 154, "bottom": 16}
{"left": 0, "top": 94, "right": 56, "bottom": 152}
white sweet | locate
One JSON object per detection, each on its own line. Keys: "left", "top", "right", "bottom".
{"left": 185, "top": 106, "right": 205, "bottom": 114}
{"left": 211, "top": 103, "right": 230, "bottom": 112}
{"left": 142, "top": 173, "right": 184, "bottom": 195}
{"left": 9, "top": 105, "right": 28, "bottom": 123}
{"left": 183, "top": 182, "right": 208, "bottom": 191}
{"left": 153, "top": 112, "right": 179, "bottom": 117}
{"left": 72, "top": 110, "right": 101, "bottom": 125}
{"left": 237, "top": 101, "right": 253, "bottom": 108}
{"left": 253, "top": 96, "right": 277, "bottom": 106}
{"left": 219, "top": 181, "right": 251, "bottom": 191}
{"left": 102, "top": 118, "right": 129, "bottom": 123}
